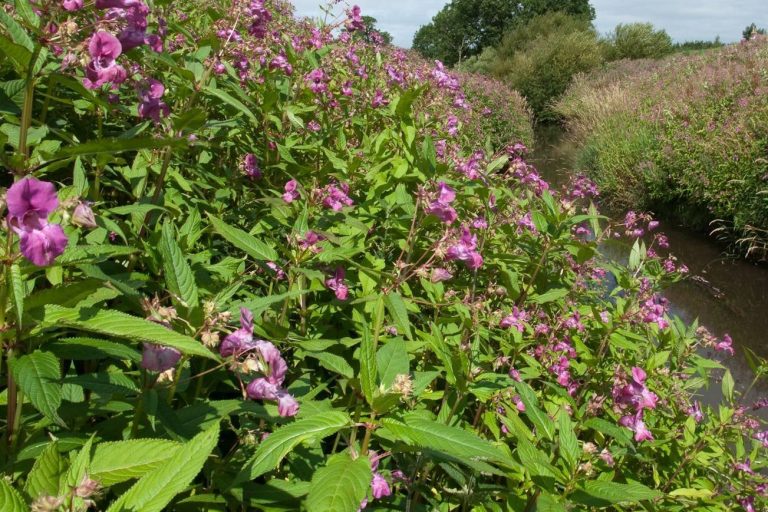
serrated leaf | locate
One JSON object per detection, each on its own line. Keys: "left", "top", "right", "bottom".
{"left": 29, "top": 305, "right": 217, "bottom": 360}
{"left": 514, "top": 381, "right": 555, "bottom": 441}
{"left": 57, "top": 245, "right": 139, "bottom": 265}
{"left": 557, "top": 409, "right": 579, "bottom": 470}
{"left": 376, "top": 339, "right": 408, "bottom": 389}
{"left": 54, "top": 137, "right": 186, "bottom": 159}
{"left": 47, "top": 337, "right": 141, "bottom": 362}
{"left": 237, "top": 412, "right": 350, "bottom": 483}
{"left": 208, "top": 215, "right": 278, "bottom": 262}
{"left": 160, "top": 221, "right": 198, "bottom": 309}
{"left": 65, "top": 435, "right": 94, "bottom": 491}
{"left": 90, "top": 439, "right": 183, "bottom": 486}
{"left": 306, "top": 453, "right": 371, "bottom": 512}
{"left": 384, "top": 292, "right": 412, "bottom": 340}
{"left": 203, "top": 85, "right": 257, "bottom": 122}
{"left": 107, "top": 424, "right": 219, "bottom": 512}
{"left": 571, "top": 480, "right": 663, "bottom": 506}
{"left": 10, "top": 350, "right": 64, "bottom": 426}
{"left": 9, "top": 263, "right": 24, "bottom": 328}
{"left": 722, "top": 369, "right": 734, "bottom": 402}
{"left": 0, "top": 8, "right": 34, "bottom": 50}
{"left": 25, "top": 441, "right": 65, "bottom": 499}
{"left": 359, "top": 329, "right": 377, "bottom": 405}
{"left": 305, "top": 352, "right": 354, "bottom": 379}
{"left": 0, "top": 477, "right": 29, "bottom": 512}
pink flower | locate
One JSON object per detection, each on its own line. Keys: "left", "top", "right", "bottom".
{"left": 6, "top": 178, "right": 68, "bottom": 266}
{"left": 619, "top": 414, "right": 653, "bottom": 442}
{"left": 306, "top": 68, "right": 328, "bottom": 94}
{"left": 282, "top": 180, "right": 300, "bottom": 203}
{"left": 430, "top": 267, "right": 453, "bottom": 283}
{"left": 137, "top": 79, "right": 170, "bottom": 122}
{"left": 371, "top": 473, "right": 391, "bottom": 499}
{"left": 688, "top": 401, "right": 704, "bottom": 422}
{"left": 266, "top": 262, "right": 286, "bottom": 280}
{"left": 425, "top": 182, "right": 457, "bottom": 224}
{"left": 240, "top": 154, "right": 261, "bottom": 180}
{"left": 321, "top": 183, "right": 354, "bottom": 211}
{"left": 500, "top": 307, "right": 528, "bottom": 332}
{"left": 715, "top": 334, "right": 735, "bottom": 356}
{"left": 83, "top": 31, "right": 127, "bottom": 89}
{"left": 141, "top": 343, "right": 181, "bottom": 372}
{"left": 277, "top": 392, "right": 299, "bottom": 417}
{"left": 345, "top": 5, "right": 365, "bottom": 32}
{"left": 446, "top": 227, "right": 483, "bottom": 270}
{"left": 62, "top": 0, "right": 84, "bottom": 10}
{"left": 220, "top": 308, "right": 255, "bottom": 357}
{"left": 371, "top": 90, "right": 389, "bottom": 108}
{"left": 247, "top": 377, "right": 278, "bottom": 400}
{"left": 325, "top": 267, "right": 349, "bottom": 301}
{"left": 614, "top": 367, "right": 658, "bottom": 412}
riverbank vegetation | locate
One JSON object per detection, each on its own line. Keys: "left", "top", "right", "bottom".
{"left": 1, "top": 1, "right": 767, "bottom": 511}
{"left": 556, "top": 37, "right": 768, "bottom": 259}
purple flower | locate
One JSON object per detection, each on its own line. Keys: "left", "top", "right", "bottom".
{"left": 95, "top": 0, "right": 143, "bottom": 7}
{"left": 446, "top": 227, "right": 483, "bottom": 270}
{"left": 62, "top": 0, "right": 84, "bottom": 10}
{"left": 614, "top": 367, "right": 658, "bottom": 412}
{"left": 83, "top": 31, "right": 127, "bottom": 89}
{"left": 277, "top": 392, "right": 299, "bottom": 417}
{"left": 282, "top": 180, "right": 300, "bottom": 203}
{"left": 306, "top": 68, "right": 328, "bottom": 94}
{"left": 71, "top": 201, "right": 97, "bottom": 229}
{"left": 266, "top": 262, "right": 286, "bottom": 280}
{"left": 715, "top": 334, "right": 735, "bottom": 356}
{"left": 321, "top": 183, "right": 354, "bottom": 211}
{"left": 371, "top": 473, "right": 391, "bottom": 499}
{"left": 219, "top": 307, "right": 255, "bottom": 357}
{"left": 371, "top": 90, "right": 389, "bottom": 108}
{"left": 6, "top": 178, "right": 68, "bottom": 266}
{"left": 269, "top": 53, "right": 293, "bottom": 75}
{"left": 240, "top": 153, "right": 261, "bottom": 180}
{"left": 345, "top": 5, "right": 365, "bottom": 32}
{"left": 500, "top": 307, "right": 528, "bottom": 332}
{"left": 688, "top": 401, "right": 703, "bottom": 422}
{"left": 141, "top": 343, "right": 181, "bottom": 372}
{"left": 619, "top": 413, "right": 654, "bottom": 442}
{"left": 425, "top": 182, "right": 457, "bottom": 224}
{"left": 137, "top": 79, "right": 170, "bottom": 122}
{"left": 325, "top": 267, "right": 349, "bottom": 301}
{"left": 247, "top": 377, "right": 278, "bottom": 400}
{"left": 430, "top": 267, "right": 453, "bottom": 283}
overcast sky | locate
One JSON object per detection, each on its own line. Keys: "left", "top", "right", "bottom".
{"left": 290, "top": 0, "right": 767, "bottom": 48}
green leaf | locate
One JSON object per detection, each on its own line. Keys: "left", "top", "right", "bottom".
{"left": 47, "top": 337, "right": 141, "bottom": 362}
{"left": 208, "top": 215, "right": 278, "bottom": 262}
{"left": 557, "top": 409, "right": 579, "bottom": 470}
{"left": 0, "top": 35, "right": 31, "bottom": 72}
{"left": 25, "top": 441, "right": 65, "bottom": 499}
{"left": 159, "top": 221, "right": 199, "bottom": 309}
{"left": 65, "top": 435, "right": 94, "bottom": 491}
{"left": 10, "top": 350, "right": 63, "bottom": 426}
{"left": 0, "top": 8, "right": 34, "bottom": 50}
{"left": 514, "top": 381, "right": 555, "bottom": 441}
{"left": 384, "top": 292, "right": 413, "bottom": 340}
{"left": 237, "top": 412, "right": 351, "bottom": 483}
{"left": 359, "top": 328, "right": 377, "bottom": 406}
{"left": 29, "top": 305, "right": 217, "bottom": 360}
{"left": 9, "top": 263, "right": 24, "bottom": 328}
{"left": 107, "top": 424, "right": 219, "bottom": 512}
{"left": 530, "top": 288, "right": 569, "bottom": 305}
{"left": 306, "top": 453, "right": 372, "bottom": 512}
{"left": 203, "top": 86, "right": 257, "bottom": 122}
{"left": 305, "top": 352, "right": 354, "bottom": 379}
{"left": 570, "top": 480, "right": 663, "bottom": 506}
{"left": 384, "top": 414, "right": 515, "bottom": 467}
{"left": 57, "top": 245, "right": 139, "bottom": 266}
{"left": 376, "top": 339, "right": 409, "bottom": 389}
{"left": 0, "top": 478, "right": 29, "bottom": 512}
{"left": 722, "top": 369, "right": 734, "bottom": 402}
{"left": 91, "top": 439, "right": 183, "bottom": 486}
{"left": 54, "top": 138, "right": 186, "bottom": 159}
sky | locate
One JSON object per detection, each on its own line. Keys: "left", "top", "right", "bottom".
{"left": 290, "top": 0, "right": 768, "bottom": 48}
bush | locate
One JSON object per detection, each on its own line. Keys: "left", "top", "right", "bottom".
{"left": 555, "top": 39, "right": 768, "bottom": 258}
{"left": 0, "top": 1, "right": 767, "bottom": 511}
{"left": 604, "top": 23, "right": 674, "bottom": 61}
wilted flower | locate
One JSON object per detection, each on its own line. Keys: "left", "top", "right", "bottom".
{"left": 430, "top": 267, "right": 453, "bottom": 282}
{"left": 72, "top": 201, "right": 97, "bottom": 228}
{"left": 141, "top": 343, "right": 181, "bottom": 372}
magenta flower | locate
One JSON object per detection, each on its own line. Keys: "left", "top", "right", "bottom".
{"left": 277, "top": 392, "right": 299, "bottom": 417}
{"left": 371, "top": 473, "right": 391, "bottom": 499}
{"left": 6, "top": 177, "right": 68, "bottom": 267}
{"left": 688, "top": 401, "right": 704, "bottom": 422}
{"left": 137, "top": 79, "right": 170, "bottom": 122}
{"left": 83, "top": 31, "right": 126, "bottom": 90}
{"left": 446, "top": 227, "right": 483, "bottom": 270}
{"left": 240, "top": 153, "right": 261, "bottom": 180}
{"left": 269, "top": 54, "right": 293, "bottom": 75}
{"left": 371, "top": 90, "right": 389, "bottom": 108}
{"left": 141, "top": 343, "right": 181, "bottom": 372}
{"left": 321, "top": 183, "right": 354, "bottom": 211}
{"left": 220, "top": 307, "right": 256, "bottom": 357}
{"left": 619, "top": 413, "right": 654, "bottom": 442}
{"left": 62, "top": 0, "right": 84, "bottom": 10}
{"left": 430, "top": 267, "right": 453, "bottom": 283}
{"left": 425, "top": 182, "right": 457, "bottom": 224}
{"left": 500, "top": 307, "right": 529, "bottom": 332}
{"left": 614, "top": 367, "right": 658, "bottom": 412}
{"left": 95, "top": 0, "right": 144, "bottom": 7}
{"left": 306, "top": 68, "right": 329, "bottom": 94}
{"left": 299, "top": 231, "right": 324, "bottom": 252}
{"left": 345, "top": 5, "right": 365, "bottom": 32}
{"left": 715, "top": 334, "right": 735, "bottom": 356}
{"left": 325, "top": 267, "right": 349, "bottom": 301}
{"left": 282, "top": 180, "right": 300, "bottom": 203}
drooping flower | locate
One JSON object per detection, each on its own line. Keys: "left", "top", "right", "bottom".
{"left": 371, "top": 473, "right": 391, "bottom": 499}
{"left": 240, "top": 153, "right": 261, "bottom": 180}
{"left": 71, "top": 201, "right": 97, "bottom": 229}
{"left": 430, "top": 267, "right": 453, "bottom": 283}
{"left": 321, "top": 183, "right": 354, "bottom": 211}
{"left": 371, "top": 89, "right": 389, "bottom": 108}
{"left": 715, "top": 334, "right": 735, "bottom": 356}
{"left": 688, "top": 401, "right": 704, "bottom": 422}
{"left": 277, "top": 391, "right": 299, "bottom": 416}
{"left": 6, "top": 177, "right": 68, "bottom": 267}
{"left": 220, "top": 307, "right": 256, "bottom": 357}
{"left": 500, "top": 307, "right": 529, "bottom": 332}
{"left": 619, "top": 413, "right": 654, "bottom": 442}
{"left": 62, "top": 0, "right": 84, "bottom": 10}
{"left": 137, "top": 79, "right": 170, "bottom": 122}
{"left": 325, "top": 267, "right": 349, "bottom": 301}
{"left": 141, "top": 343, "right": 181, "bottom": 372}
{"left": 613, "top": 367, "right": 659, "bottom": 412}
{"left": 282, "top": 180, "right": 300, "bottom": 203}
{"left": 344, "top": 5, "right": 365, "bottom": 32}
{"left": 425, "top": 182, "right": 457, "bottom": 224}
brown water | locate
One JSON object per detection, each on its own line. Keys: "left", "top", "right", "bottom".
{"left": 532, "top": 126, "right": 768, "bottom": 401}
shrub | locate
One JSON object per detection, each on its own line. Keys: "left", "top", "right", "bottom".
{"left": 555, "top": 39, "right": 768, "bottom": 258}
{"left": 604, "top": 23, "right": 674, "bottom": 61}
{"left": 0, "top": 1, "right": 766, "bottom": 511}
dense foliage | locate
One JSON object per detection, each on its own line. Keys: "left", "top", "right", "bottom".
{"left": 411, "top": 0, "right": 594, "bottom": 67}
{"left": 602, "top": 23, "right": 673, "bottom": 61}
{"left": 556, "top": 38, "right": 768, "bottom": 259}
{"left": 0, "top": 1, "right": 767, "bottom": 511}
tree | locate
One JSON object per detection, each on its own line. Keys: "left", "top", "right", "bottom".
{"left": 604, "top": 23, "right": 673, "bottom": 61}
{"left": 412, "top": 0, "right": 595, "bottom": 66}
{"left": 743, "top": 23, "right": 767, "bottom": 41}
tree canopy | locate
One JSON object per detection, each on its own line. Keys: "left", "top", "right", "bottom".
{"left": 412, "top": 0, "right": 595, "bottom": 66}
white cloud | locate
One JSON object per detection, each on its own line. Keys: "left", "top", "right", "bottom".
{"left": 290, "top": 0, "right": 768, "bottom": 48}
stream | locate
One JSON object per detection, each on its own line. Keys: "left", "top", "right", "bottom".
{"left": 532, "top": 126, "right": 768, "bottom": 403}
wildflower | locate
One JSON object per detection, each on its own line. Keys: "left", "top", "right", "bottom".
{"left": 141, "top": 343, "right": 181, "bottom": 372}
{"left": 391, "top": 374, "right": 413, "bottom": 397}
{"left": 306, "top": 68, "right": 329, "bottom": 94}
{"left": 619, "top": 413, "right": 653, "bottom": 442}
{"left": 446, "top": 226, "right": 483, "bottom": 270}
{"left": 266, "top": 262, "right": 286, "bottom": 280}
{"left": 282, "top": 180, "right": 300, "bottom": 203}
{"left": 72, "top": 201, "right": 97, "bottom": 228}
{"left": 137, "top": 79, "right": 170, "bottom": 122}
{"left": 430, "top": 267, "right": 453, "bottom": 282}
{"left": 715, "top": 334, "right": 735, "bottom": 356}
{"left": 220, "top": 308, "right": 255, "bottom": 357}
{"left": 83, "top": 31, "right": 127, "bottom": 89}
{"left": 500, "top": 307, "right": 528, "bottom": 332}
{"left": 325, "top": 267, "right": 349, "bottom": 300}
{"left": 62, "top": 0, "right": 84, "bottom": 10}
{"left": 298, "top": 230, "right": 324, "bottom": 252}
{"left": 246, "top": 0, "right": 272, "bottom": 38}
{"left": 269, "top": 53, "right": 293, "bottom": 75}
{"left": 345, "top": 5, "right": 365, "bottom": 32}
{"left": 734, "top": 458, "right": 755, "bottom": 474}
{"left": 6, "top": 177, "right": 68, "bottom": 267}
{"left": 371, "top": 473, "right": 391, "bottom": 499}
{"left": 613, "top": 367, "right": 658, "bottom": 412}
{"left": 371, "top": 90, "right": 389, "bottom": 108}
{"left": 277, "top": 391, "right": 299, "bottom": 416}
{"left": 599, "top": 449, "right": 615, "bottom": 467}
{"left": 740, "top": 496, "right": 756, "bottom": 512}
{"left": 424, "top": 181, "right": 457, "bottom": 224}
{"left": 74, "top": 476, "right": 101, "bottom": 498}
{"left": 321, "top": 183, "right": 354, "bottom": 211}
{"left": 240, "top": 154, "right": 261, "bottom": 180}
{"left": 688, "top": 401, "right": 704, "bottom": 422}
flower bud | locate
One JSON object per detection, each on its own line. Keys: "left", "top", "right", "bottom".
{"left": 72, "top": 201, "right": 97, "bottom": 229}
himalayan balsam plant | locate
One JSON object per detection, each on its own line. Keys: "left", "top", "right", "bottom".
{"left": 0, "top": 0, "right": 765, "bottom": 511}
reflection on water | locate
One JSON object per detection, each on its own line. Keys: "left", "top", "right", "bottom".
{"left": 532, "top": 126, "right": 768, "bottom": 403}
